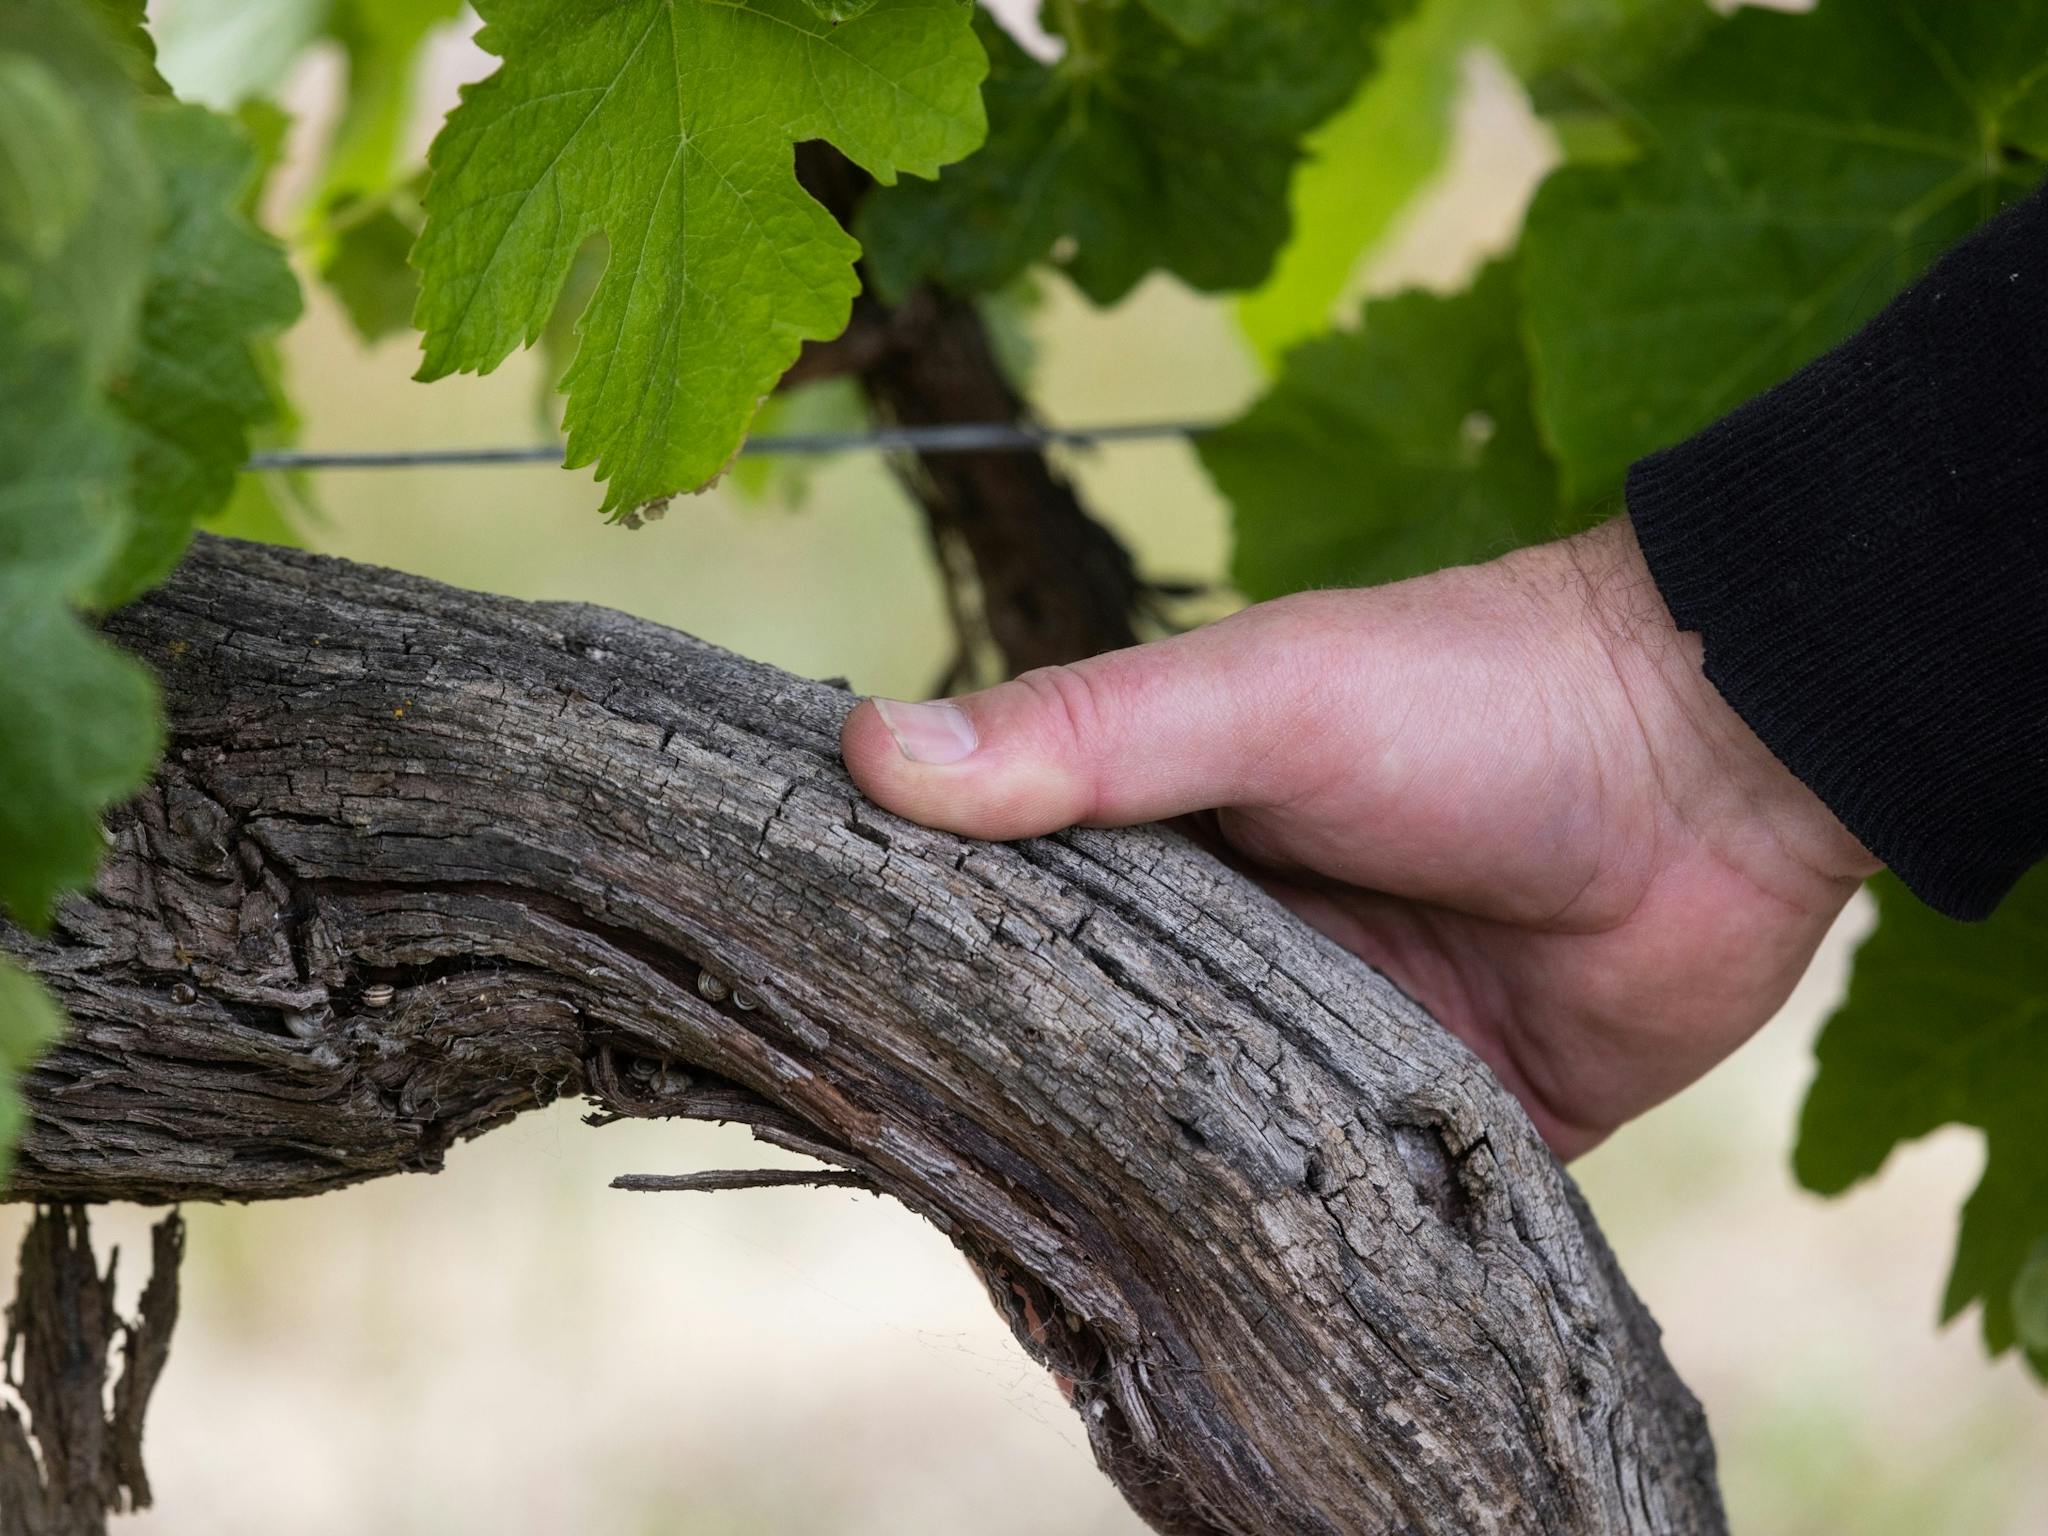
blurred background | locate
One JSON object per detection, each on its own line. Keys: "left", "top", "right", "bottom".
{"left": 6, "top": 7, "right": 2044, "bottom": 1533}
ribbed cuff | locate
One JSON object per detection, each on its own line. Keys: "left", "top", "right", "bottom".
{"left": 1625, "top": 187, "right": 2048, "bottom": 921}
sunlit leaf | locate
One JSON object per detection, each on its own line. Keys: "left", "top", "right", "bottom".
{"left": 414, "top": 0, "right": 988, "bottom": 512}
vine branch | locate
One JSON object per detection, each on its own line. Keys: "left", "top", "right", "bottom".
{"left": 2, "top": 536, "right": 1724, "bottom": 1535}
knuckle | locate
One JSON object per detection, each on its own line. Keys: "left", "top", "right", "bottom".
{"left": 1013, "top": 664, "right": 1108, "bottom": 814}
{"left": 1015, "top": 663, "right": 1106, "bottom": 756}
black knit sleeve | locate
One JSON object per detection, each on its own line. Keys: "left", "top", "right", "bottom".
{"left": 1624, "top": 184, "right": 2048, "bottom": 921}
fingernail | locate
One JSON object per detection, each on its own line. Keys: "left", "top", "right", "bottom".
{"left": 872, "top": 698, "right": 978, "bottom": 765}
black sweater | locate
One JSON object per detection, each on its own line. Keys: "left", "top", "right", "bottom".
{"left": 1626, "top": 184, "right": 2048, "bottom": 921}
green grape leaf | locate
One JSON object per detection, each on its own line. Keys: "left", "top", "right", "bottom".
{"left": 1794, "top": 869, "right": 2048, "bottom": 1377}
{"left": 414, "top": 0, "right": 987, "bottom": 513}
{"left": 324, "top": 194, "right": 425, "bottom": 344}
{"left": 0, "top": 594, "right": 161, "bottom": 928}
{"left": 1521, "top": 0, "right": 2048, "bottom": 502}
{"left": 858, "top": 2, "right": 1387, "bottom": 307}
{"left": 0, "top": 329, "right": 129, "bottom": 609}
{"left": 1201, "top": 261, "right": 1565, "bottom": 598}
{"left": 98, "top": 102, "right": 302, "bottom": 608}
{"left": 0, "top": 246, "right": 164, "bottom": 924}
{"left": 0, "top": 0, "right": 151, "bottom": 593}
{"left": 0, "top": 956, "right": 65, "bottom": 1188}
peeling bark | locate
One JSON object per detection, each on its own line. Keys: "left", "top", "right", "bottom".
{"left": 0, "top": 1208, "right": 183, "bottom": 1536}
{"left": 3, "top": 537, "right": 1722, "bottom": 1534}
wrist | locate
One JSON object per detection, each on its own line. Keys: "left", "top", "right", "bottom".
{"left": 1560, "top": 517, "right": 1881, "bottom": 894}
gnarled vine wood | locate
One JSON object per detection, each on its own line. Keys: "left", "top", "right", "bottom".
{"left": 3, "top": 536, "right": 1723, "bottom": 1535}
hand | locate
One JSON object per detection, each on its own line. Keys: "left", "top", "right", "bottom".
{"left": 840, "top": 519, "right": 1878, "bottom": 1157}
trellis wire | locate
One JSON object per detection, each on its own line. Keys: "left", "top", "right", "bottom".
{"left": 245, "top": 418, "right": 1217, "bottom": 472}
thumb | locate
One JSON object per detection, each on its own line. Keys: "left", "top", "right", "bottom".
{"left": 840, "top": 608, "right": 1317, "bottom": 841}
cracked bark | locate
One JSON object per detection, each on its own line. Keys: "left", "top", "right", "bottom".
{"left": 3, "top": 536, "right": 1724, "bottom": 1535}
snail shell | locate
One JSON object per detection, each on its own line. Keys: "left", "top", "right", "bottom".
{"left": 284, "top": 1005, "right": 331, "bottom": 1040}
{"left": 362, "top": 984, "right": 396, "bottom": 1009}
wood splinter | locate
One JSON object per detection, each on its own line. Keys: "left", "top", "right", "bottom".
{"left": 611, "top": 1170, "right": 878, "bottom": 1195}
